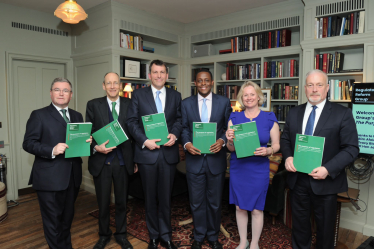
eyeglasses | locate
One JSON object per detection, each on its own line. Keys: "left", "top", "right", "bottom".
{"left": 52, "top": 88, "right": 71, "bottom": 94}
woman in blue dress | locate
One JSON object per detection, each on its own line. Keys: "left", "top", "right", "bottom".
{"left": 226, "top": 81, "right": 280, "bottom": 249}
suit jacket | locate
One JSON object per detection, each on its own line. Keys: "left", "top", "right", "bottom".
{"left": 280, "top": 100, "right": 359, "bottom": 195}
{"left": 23, "top": 103, "right": 83, "bottom": 191}
{"left": 181, "top": 93, "right": 232, "bottom": 175}
{"left": 86, "top": 96, "right": 134, "bottom": 177}
{"left": 126, "top": 86, "right": 182, "bottom": 165}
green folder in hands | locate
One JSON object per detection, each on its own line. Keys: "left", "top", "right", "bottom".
{"left": 92, "top": 120, "right": 128, "bottom": 148}
{"left": 65, "top": 123, "right": 92, "bottom": 158}
{"left": 293, "top": 134, "right": 325, "bottom": 174}
{"left": 142, "top": 113, "right": 169, "bottom": 146}
{"left": 192, "top": 122, "right": 217, "bottom": 154}
{"left": 231, "top": 121, "right": 261, "bottom": 158}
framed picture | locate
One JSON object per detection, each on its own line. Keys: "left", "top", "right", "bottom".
{"left": 260, "top": 89, "right": 271, "bottom": 112}
{"left": 124, "top": 59, "right": 140, "bottom": 78}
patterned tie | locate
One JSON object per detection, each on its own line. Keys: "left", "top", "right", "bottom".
{"left": 60, "top": 109, "right": 70, "bottom": 123}
{"left": 112, "top": 102, "right": 118, "bottom": 120}
{"left": 304, "top": 105, "right": 317, "bottom": 135}
{"left": 155, "top": 91, "right": 163, "bottom": 113}
{"left": 201, "top": 98, "right": 208, "bottom": 122}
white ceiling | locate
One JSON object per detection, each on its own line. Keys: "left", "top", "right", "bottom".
{"left": 0, "top": 0, "right": 288, "bottom": 23}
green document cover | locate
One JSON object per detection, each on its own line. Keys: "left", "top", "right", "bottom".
{"left": 293, "top": 134, "right": 325, "bottom": 174}
{"left": 65, "top": 123, "right": 92, "bottom": 158}
{"left": 92, "top": 120, "right": 128, "bottom": 148}
{"left": 192, "top": 122, "right": 217, "bottom": 154}
{"left": 142, "top": 113, "right": 169, "bottom": 146}
{"left": 231, "top": 121, "right": 261, "bottom": 158}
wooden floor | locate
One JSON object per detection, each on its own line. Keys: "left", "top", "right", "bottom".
{"left": 0, "top": 190, "right": 369, "bottom": 249}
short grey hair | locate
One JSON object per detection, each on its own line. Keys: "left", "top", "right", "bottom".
{"left": 50, "top": 77, "right": 72, "bottom": 91}
{"left": 305, "top": 69, "right": 328, "bottom": 85}
{"left": 103, "top": 72, "right": 120, "bottom": 83}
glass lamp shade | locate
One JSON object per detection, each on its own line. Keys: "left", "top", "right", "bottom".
{"left": 124, "top": 85, "right": 133, "bottom": 92}
{"left": 54, "top": 0, "right": 88, "bottom": 24}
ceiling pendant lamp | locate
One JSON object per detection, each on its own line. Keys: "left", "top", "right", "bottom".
{"left": 54, "top": 0, "right": 88, "bottom": 24}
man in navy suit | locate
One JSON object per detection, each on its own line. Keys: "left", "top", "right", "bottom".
{"left": 126, "top": 60, "right": 182, "bottom": 249}
{"left": 23, "top": 78, "right": 91, "bottom": 249}
{"left": 86, "top": 72, "right": 136, "bottom": 249}
{"left": 181, "top": 69, "right": 232, "bottom": 249}
{"left": 280, "top": 70, "right": 359, "bottom": 249}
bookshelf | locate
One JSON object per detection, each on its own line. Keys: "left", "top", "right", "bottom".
{"left": 117, "top": 28, "right": 180, "bottom": 91}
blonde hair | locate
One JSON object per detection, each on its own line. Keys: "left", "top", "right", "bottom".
{"left": 237, "top": 81, "right": 264, "bottom": 109}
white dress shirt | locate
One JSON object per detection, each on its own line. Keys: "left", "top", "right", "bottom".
{"left": 151, "top": 85, "right": 166, "bottom": 112}
{"left": 107, "top": 96, "right": 120, "bottom": 115}
{"left": 198, "top": 92, "right": 212, "bottom": 122}
{"left": 51, "top": 103, "right": 70, "bottom": 158}
{"left": 302, "top": 99, "right": 326, "bottom": 135}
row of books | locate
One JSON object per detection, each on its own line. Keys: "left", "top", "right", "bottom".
{"left": 327, "top": 79, "right": 354, "bottom": 101}
{"left": 273, "top": 105, "right": 296, "bottom": 122}
{"left": 119, "top": 33, "right": 154, "bottom": 53}
{"left": 315, "top": 11, "right": 365, "bottom": 39}
{"left": 264, "top": 59, "right": 299, "bottom": 78}
{"left": 272, "top": 83, "right": 299, "bottom": 100}
{"left": 217, "top": 85, "right": 241, "bottom": 99}
{"left": 225, "top": 63, "right": 261, "bottom": 80}
{"left": 227, "top": 29, "right": 292, "bottom": 54}
{"left": 315, "top": 52, "right": 344, "bottom": 73}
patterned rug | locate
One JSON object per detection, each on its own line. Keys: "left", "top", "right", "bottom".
{"left": 88, "top": 194, "right": 292, "bottom": 249}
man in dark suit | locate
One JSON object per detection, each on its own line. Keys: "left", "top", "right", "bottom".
{"left": 86, "top": 72, "right": 136, "bottom": 249}
{"left": 181, "top": 69, "right": 231, "bottom": 249}
{"left": 126, "top": 59, "right": 182, "bottom": 249}
{"left": 280, "top": 69, "right": 359, "bottom": 249}
{"left": 23, "top": 77, "right": 91, "bottom": 249}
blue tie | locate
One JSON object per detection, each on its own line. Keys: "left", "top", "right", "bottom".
{"left": 304, "top": 106, "right": 317, "bottom": 135}
{"left": 201, "top": 98, "right": 208, "bottom": 122}
{"left": 155, "top": 90, "right": 163, "bottom": 113}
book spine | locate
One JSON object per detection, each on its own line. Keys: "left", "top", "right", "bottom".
{"left": 323, "top": 17, "right": 328, "bottom": 38}
{"left": 290, "top": 59, "right": 294, "bottom": 77}
{"left": 327, "top": 16, "right": 332, "bottom": 37}
{"left": 322, "top": 54, "right": 328, "bottom": 73}
{"left": 350, "top": 13, "right": 354, "bottom": 34}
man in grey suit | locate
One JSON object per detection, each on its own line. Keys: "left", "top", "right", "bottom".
{"left": 86, "top": 72, "right": 136, "bottom": 249}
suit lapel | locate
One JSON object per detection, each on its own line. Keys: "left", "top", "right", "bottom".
{"left": 98, "top": 97, "right": 110, "bottom": 124}
{"left": 297, "top": 103, "right": 306, "bottom": 134}
{"left": 164, "top": 87, "right": 171, "bottom": 117}
{"left": 210, "top": 93, "right": 219, "bottom": 122}
{"left": 314, "top": 101, "right": 332, "bottom": 136}
{"left": 145, "top": 87, "right": 158, "bottom": 114}
{"left": 190, "top": 95, "right": 201, "bottom": 122}
{"left": 118, "top": 97, "right": 127, "bottom": 124}
{"left": 48, "top": 103, "right": 67, "bottom": 128}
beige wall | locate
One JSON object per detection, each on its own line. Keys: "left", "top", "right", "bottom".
{"left": 0, "top": 3, "right": 72, "bottom": 199}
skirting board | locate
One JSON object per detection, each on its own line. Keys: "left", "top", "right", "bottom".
{"left": 340, "top": 217, "right": 365, "bottom": 234}
{"left": 363, "top": 225, "right": 374, "bottom": 237}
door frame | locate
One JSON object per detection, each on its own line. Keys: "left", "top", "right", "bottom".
{"left": 5, "top": 52, "right": 73, "bottom": 201}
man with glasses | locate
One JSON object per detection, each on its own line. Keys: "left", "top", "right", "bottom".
{"left": 181, "top": 69, "right": 231, "bottom": 249}
{"left": 86, "top": 72, "right": 136, "bottom": 249}
{"left": 23, "top": 77, "right": 92, "bottom": 249}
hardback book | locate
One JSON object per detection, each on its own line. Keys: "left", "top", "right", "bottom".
{"left": 327, "top": 16, "right": 332, "bottom": 37}
{"left": 192, "top": 122, "right": 217, "bottom": 154}
{"left": 358, "top": 11, "right": 365, "bottom": 33}
{"left": 315, "top": 18, "right": 319, "bottom": 39}
{"left": 336, "top": 16, "right": 342, "bottom": 36}
{"left": 92, "top": 120, "right": 128, "bottom": 148}
{"left": 319, "top": 17, "right": 323, "bottom": 38}
{"left": 65, "top": 123, "right": 92, "bottom": 158}
{"left": 293, "top": 134, "right": 325, "bottom": 174}
{"left": 231, "top": 121, "right": 261, "bottom": 158}
{"left": 281, "top": 30, "right": 291, "bottom": 47}
{"left": 334, "top": 80, "right": 340, "bottom": 100}
{"left": 142, "top": 113, "right": 169, "bottom": 145}
{"left": 323, "top": 17, "right": 328, "bottom": 38}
